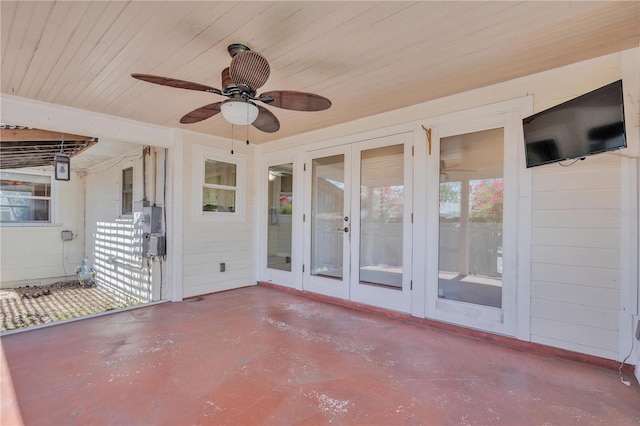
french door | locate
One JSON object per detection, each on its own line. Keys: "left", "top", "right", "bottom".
{"left": 425, "top": 114, "right": 521, "bottom": 336}
{"left": 302, "top": 134, "right": 413, "bottom": 312}
{"left": 302, "top": 144, "right": 352, "bottom": 299}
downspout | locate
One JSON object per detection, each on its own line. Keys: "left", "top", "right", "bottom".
{"left": 152, "top": 148, "right": 158, "bottom": 206}
{"left": 76, "top": 170, "right": 87, "bottom": 260}
{"left": 142, "top": 145, "right": 150, "bottom": 206}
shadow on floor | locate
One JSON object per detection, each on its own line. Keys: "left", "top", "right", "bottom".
{"left": 0, "top": 281, "right": 133, "bottom": 332}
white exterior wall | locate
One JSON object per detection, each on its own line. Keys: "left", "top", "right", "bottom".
{"left": 84, "top": 145, "right": 168, "bottom": 303}
{"left": 257, "top": 48, "right": 639, "bottom": 363}
{"left": 0, "top": 169, "right": 85, "bottom": 287}
{"left": 618, "top": 49, "right": 640, "bottom": 379}
{"left": 530, "top": 155, "right": 622, "bottom": 360}
{"left": 85, "top": 151, "right": 141, "bottom": 237}
{"left": 0, "top": 95, "right": 175, "bottom": 294}
{"left": 180, "top": 131, "right": 256, "bottom": 298}
{"left": 525, "top": 52, "right": 639, "bottom": 360}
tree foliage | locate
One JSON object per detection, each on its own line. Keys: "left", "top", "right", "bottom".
{"left": 470, "top": 179, "right": 503, "bottom": 222}
{"left": 439, "top": 181, "right": 461, "bottom": 205}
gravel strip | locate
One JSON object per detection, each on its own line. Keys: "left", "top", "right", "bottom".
{"left": 0, "top": 281, "right": 130, "bottom": 331}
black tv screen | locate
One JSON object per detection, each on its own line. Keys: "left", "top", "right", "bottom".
{"left": 523, "top": 80, "right": 627, "bottom": 168}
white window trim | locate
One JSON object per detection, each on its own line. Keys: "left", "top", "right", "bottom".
{"left": 0, "top": 169, "right": 58, "bottom": 227}
{"left": 191, "top": 144, "right": 246, "bottom": 222}
{"left": 116, "top": 160, "right": 136, "bottom": 219}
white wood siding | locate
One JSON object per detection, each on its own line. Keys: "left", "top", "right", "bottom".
{"left": 83, "top": 145, "right": 167, "bottom": 302}
{"left": 181, "top": 131, "right": 256, "bottom": 298}
{"left": 530, "top": 154, "right": 622, "bottom": 360}
{"left": 0, "top": 171, "right": 84, "bottom": 287}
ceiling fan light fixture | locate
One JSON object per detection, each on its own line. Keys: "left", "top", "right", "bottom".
{"left": 221, "top": 100, "right": 259, "bottom": 125}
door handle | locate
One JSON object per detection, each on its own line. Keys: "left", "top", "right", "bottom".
{"left": 337, "top": 226, "right": 349, "bottom": 233}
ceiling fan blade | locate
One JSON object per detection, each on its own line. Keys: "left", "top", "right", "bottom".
{"left": 132, "top": 74, "right": 221, "bottom": 95}
{"left": 252, "top": 105, "right": 280, "bottom": 133}
{"left": 180, "top": 102, "right": 223, "bottom": 124}
{"left": 260, "top": 90, "right": 331, "bottom": 111}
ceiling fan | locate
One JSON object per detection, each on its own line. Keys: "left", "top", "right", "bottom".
{"left": 439, "top": 159, "right": 478, "bottom": 181}
{"left": 131, "top": 43, "right": 331, "bottom": 133}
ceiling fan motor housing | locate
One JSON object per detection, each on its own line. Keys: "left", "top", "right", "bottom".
{"left": 221, "top": 67, "right": 255, "bottom": 100}
{"left": 230, "top": 50, "right": 270, "bottom": 90}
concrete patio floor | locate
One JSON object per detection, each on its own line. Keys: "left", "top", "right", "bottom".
{"left": 1, "top": 285, "right": 639, "bottom": 425}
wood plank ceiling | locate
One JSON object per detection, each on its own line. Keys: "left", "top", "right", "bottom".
{"left": 1, "top": 1, "right": 639, "bottom": 145}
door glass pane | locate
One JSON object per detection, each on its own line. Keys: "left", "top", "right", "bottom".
{"left": 360, "top": 144, "right": 403, "bottom": 288}
{"left": 267, "top": 164, "right": 293, "bottom": 271}
{"left": 311, "top": 155, "right": 344, "bottom": 279}
{"left": 438, "top": 128, "right": 504, "bottom": 308}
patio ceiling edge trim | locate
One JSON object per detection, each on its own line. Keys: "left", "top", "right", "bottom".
{"left": 1, "top": 94, "right": 174, "bottom": 148}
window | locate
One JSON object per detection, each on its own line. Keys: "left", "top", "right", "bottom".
{"left": 121, "top": 167, "right": 133, "bottom": 215}
{"left": 0, "top": 172, "right": 52, "bottom": 224}
{"left": 203, "top": 159, "right": 237, "bottom": 213}
{"left": 192, "top": 145, "right": 246, "bottom": 221}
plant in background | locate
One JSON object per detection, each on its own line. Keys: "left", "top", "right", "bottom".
{"left": 439, "top": 181, "right": 461, "bottom": 206}
{"left": 470, "top": 179, "right": 503, "bottom": 223}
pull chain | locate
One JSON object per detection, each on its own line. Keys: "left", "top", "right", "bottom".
{"left": 230, "top": 124, "right": 234, "bottom": 155}
{"left": 245, "top": 103, "right": 250, "bottom": 146}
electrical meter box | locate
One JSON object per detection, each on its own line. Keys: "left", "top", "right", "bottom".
{"left": 142, "top": 206, "right": 162, "bottom": 234}
{"left": 143, "top": 234, "right": 166, "bottom": 256}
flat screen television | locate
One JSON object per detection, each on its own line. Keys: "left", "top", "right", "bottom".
{"left": 523, "top": 80, "right": 627, "bottom": 168}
